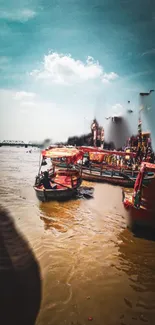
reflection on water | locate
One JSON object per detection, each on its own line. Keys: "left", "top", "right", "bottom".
{"left": 0, "top": 147, "right": 155, "bottom": 325}
{"left": 40, "top": 200, "right": 81, "bottom": 232}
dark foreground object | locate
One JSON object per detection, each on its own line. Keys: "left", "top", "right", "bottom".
{"left": 0, "top": 205, "right": 41, "bottom": 325}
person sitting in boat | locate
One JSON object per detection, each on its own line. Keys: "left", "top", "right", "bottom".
{"left": 84, "top": 156, "right": 90, "bottom": 167}
{"left": 41, "top": 171, "right": 57, "bottom": 189}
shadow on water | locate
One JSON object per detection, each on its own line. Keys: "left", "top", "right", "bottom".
{"left": 0, "top": 205, "right": 42, "bottom": 325}
{"left": 133, "top": 226, "right": 155, "bottom": 242}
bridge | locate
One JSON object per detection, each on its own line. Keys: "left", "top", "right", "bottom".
{"left": 0, "top": 140, "right": 40, "bottom": 148}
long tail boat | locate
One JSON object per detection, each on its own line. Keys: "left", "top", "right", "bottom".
{"left": 34, "top": 147, "right": 83, "bottom": 202}
{"left": 81, "top": 166, "right": 153, "bottom": 187}
{"left": 77, "top": 147, "right": 154, "bottom": 187}
{"left": 122, "top": 162, "right": 155, "bottom": 229}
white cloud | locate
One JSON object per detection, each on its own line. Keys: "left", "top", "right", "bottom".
{"left": 102, "top": 72, "right": 118, "bottom": 83}
{"left": 101, "top": 78, "right": 110, "bottom": 84}
{"left": 111, "top": 103, "right": 123, "bottom": 116}
{"left": 0, "top": 90, "right": 37, "bottom": 110}
{"left": 30, "top": 52, "right": 118, "bottom": 85}
{"left": 141, "top": 48, "right": 155, "bottom": 57}
{"left": 0, "top": 88, "right": 74, "bottom": 142}
{"left": 21, "top": 101, "right": 37, "bottom": 108}
{"left": 0, "top": 9, "right": 36, "bottom": 22}
{"left": 14, "top": 91, "right": 36, "bottom": 101}
{"left": 14, "top": 91, "right": 43, "bottom": 110}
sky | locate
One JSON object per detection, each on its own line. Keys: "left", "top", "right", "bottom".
{"left": 0, "top": 0, "right": 155, "bottom": 143}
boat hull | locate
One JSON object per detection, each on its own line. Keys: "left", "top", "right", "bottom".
{"left": 81, "top": 164, "right": 154, "bottom": 177}
{"left": 82, "top": 169, "right": 153, "bottom": 187}
{"left": 123, "top": 190, "right": 155, "bottom": 230}
{"left": 127, "top": 206, "right": 155, "bottom": 229}
{"left": 34, "top": 186, "right": 78, "bottom": 202}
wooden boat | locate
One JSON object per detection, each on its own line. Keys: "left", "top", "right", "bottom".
{"left": 78, "top": 146, "right": 138, "bottom": 174}
{"left": 78, "top": 146, "right": 137, "bottom": 159}
{"left": 81, "top": 163, "right": 154, "bottom": 178}
{"left": 122, "top": 162, "right": 155, "bottom": 230}
{"left": 81, "top": 167, "right": 154, "bottom": 187}
{"left": 34, "top": 147, "right": 83, "bottom": 202}
{"left": 53, "top": 159, "right": 143, "bottom": 178}
{"left": 76, "top": 147, "right": 153, "bottom": 187}
{"left": 34, "top": 171, "right": 82, "bottom": 202}
{"left": 53, "top": 147, "right": 154, "bottom": 186}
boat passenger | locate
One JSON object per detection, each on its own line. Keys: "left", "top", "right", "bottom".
{"left": 84, "top": 157, "right": 90, "bottom": 167}
{"left": 41, "top": 171, "right": 56, "bottom": 189}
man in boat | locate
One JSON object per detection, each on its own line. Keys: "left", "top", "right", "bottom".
{"left": 40, "top": 171, "right": 56, "bottom": 189}
{"left": 84, "top": 156, "right": 90, "bottom": 167}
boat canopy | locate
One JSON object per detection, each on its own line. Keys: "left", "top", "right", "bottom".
{"left": 42, "top": 147, "right": 83, "bottom": 164}
{"left": 141, "top": 162, "right": 155, "bottom": 172}
{"left": 79, "top": 146, "right": 136, "bottom": 158}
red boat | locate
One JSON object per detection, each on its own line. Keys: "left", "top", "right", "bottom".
{"left": 122, "top": 162, "right": 155, "bottom": 230}
{"left": 78, "top": 146, "right": 136, "bottom": 158}
{"left": 78, "top": 146, "right": 137, "bottom": 171}
{"left": 34, "top": 147, "right": 83, "bottom": 202}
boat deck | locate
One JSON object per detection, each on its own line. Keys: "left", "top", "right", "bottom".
{"left": 37, "top": 175, "right": 79, "bottom": 190}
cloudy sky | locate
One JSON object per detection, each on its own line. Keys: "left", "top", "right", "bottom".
{"left": 0, "top": 0, "right": 155, "bottom": 142}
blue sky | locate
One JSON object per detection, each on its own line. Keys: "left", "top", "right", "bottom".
{"left": 0, "top": 0, "right": 155, "bottom": 143}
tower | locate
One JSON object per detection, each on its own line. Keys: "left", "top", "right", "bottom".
{"left": 90, "top": 118, "right": 104, "bottom": 148}
{"left": 91, "top": 118, "right": 99, "bottom": 147}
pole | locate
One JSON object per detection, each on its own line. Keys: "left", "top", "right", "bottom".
{"left": 38, "top": 150, "right": 42, "bottom": 175}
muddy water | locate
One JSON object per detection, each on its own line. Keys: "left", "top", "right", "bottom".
{"left": 0, "top": 147, "right": 155, "bottom": 325}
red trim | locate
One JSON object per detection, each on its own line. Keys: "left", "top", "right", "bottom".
{"left": 78, "top": 146, "right": 136, "bottom": 158}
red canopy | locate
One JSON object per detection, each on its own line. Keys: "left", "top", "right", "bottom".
{"left": 141, "top": 162, "right": 155, "bottom": 172}
{"left": 78, "top": 146, "right": 136, "bottom": 158}
{"left": 42, "top": 147, "right": 83, "bottom": 164}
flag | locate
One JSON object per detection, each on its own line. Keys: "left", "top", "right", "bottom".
{"left": 140, "top": 90, "right": 154, "bottom": 96}
{"left": 140, "top": 92, "right": 150, "bottom": 96}
{"left": 138, "top": 118, "right": 142, "bottom": 135}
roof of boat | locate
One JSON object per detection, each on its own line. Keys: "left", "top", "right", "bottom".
{"left": 141, "top": 162, "right": 155, "bottom": 172}
{"left": 79, "top": 146, "right": 136, "bottom": 157}
{"left": 42, "top": 147, "right": 83, "bottom": 160}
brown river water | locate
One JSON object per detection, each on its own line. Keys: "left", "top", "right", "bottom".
{"left": 0, "top": 147, "right": 155, "bottom": 325}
